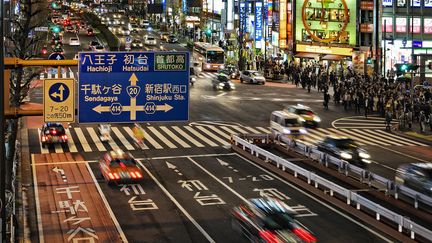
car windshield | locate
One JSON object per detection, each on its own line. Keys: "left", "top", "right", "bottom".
{"left": 91, "top": 41, "right": 99, "bottom": 45}
{"left": 250, "top": 72, "right": 261, "bottom": 77}
{"left": 95, "top": 46, "right": 104, "bottom": 50}
{"left": 262, "top": 213, "right": 295, "bottom": 230}
{"left": 110, "top": 158, "right": 137, "bottom": 167}
{"left": 284, "top": 119, "right": 301, "bottom": 127}
{"left": 147, "top": 37, "right": 155, "bottom": 40}
{"left": 206, "top": 51, "right": 224, "bottom": 64}
{"left": 334, "top": 139, "right": 358, "bottom": 149}
{"left": 296, "top": 109, "right": 314, "bottom": 115}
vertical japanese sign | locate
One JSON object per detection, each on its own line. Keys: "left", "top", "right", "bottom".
{"left": 255, "top": 2, "right": 263, "bottom": 42}
{"left": 78, "top": 52, "right": 189, "bottom": 123}
{"left": 279, "top": 0, "right": 287, "bottom": 48}
{"left": 239, "top": 2, "right": 246, "bottom": 35}
{"left": 267, "top": 0, "right": 273, "bottom": 40}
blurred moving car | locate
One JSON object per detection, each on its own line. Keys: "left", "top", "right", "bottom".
{"left": 284, "top": 104, "right": 321, "bottom": 128}
{"left": 140, "top": 19, "right": 150, "bottom": 28}
{"left": 86, "top": 28, "right": 94, "bottom": 36}
{"left": 270, "top": 111, "right": 307, "bottom": 138}
{"left": 160, "top": 32, "right": 170, "bottom": 41}
{"left": 92, "top": 45, "right": 105, "bottom": 52}
{"left": 51, "top": 45, "right": 64, "bottom": 54}
{"left": 317, "top": 136, "right": 371, "bottom": 165}
{"left": 218, "top": 64, "right": 239, "bottom": 79}
{"left": 144, "top": 36, "right": 157, "bottom": 45}
{"left": 240, "top": 70, "right": 266, "bottom": 85}
{"left": 231, "top": 198, "right": 317, "bottom": 243}
{"left": 88, "top": 40, "right": 100, "bottom": 50}
{"left": 65, "top": 25, "right": 75, "bottom": 33}
{"left": 99, "top": 150, "right": 144, "bottom": 183}
{"left": 129, "top": 23, "right": 140, "bottom": 33}
{"left": 98, "top": 124, "right": 112, "bottom": 142}
{"left": 212, "top": 73, "right": 235, "bottom": 91}
{"left": 395, "top": 163, "right": 432, "bottom": 195}
{"left": 119, "top": 27, "right": 130, "bottom": 35}
{"left": 69, "top": 37, "right": 80, "bottom": 46}
{"left": 167, "top": 35, "right": 178, "bottom": 43}
{"left": 40, "top": 123, "right": 68, "bottom": 148}
{"left": 131, "top": 39, "right": 143, "bottom": 48}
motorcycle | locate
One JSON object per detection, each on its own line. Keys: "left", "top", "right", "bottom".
{"left": 212, "top": 74, "right": 235, "bottom": 91}
{"left": 98, "top": 124, "right": 112, "bottom": 142}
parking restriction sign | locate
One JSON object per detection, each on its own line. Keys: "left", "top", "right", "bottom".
{"left": 44, "top": 79, "right": 75, "bottom": 122}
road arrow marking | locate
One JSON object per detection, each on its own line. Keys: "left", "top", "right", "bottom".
{"left": 217, "top": 158, "right": 238, "bottom": 172}
{"left": 166, "top": 161, "right": 182, "bottom": 175}
{"left": 52, "top": 166, "right": 67, "bottom": 182}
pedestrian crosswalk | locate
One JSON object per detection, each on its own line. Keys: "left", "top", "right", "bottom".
{"left": 200, "top": 72, "right": 218, "bottom": 79}
{"left": 32, "top": 124, "right": 428, "bottom": 154}
{"left": 332, "top": 115, "right": 398, "bottom": 129}
{"left": 39, "top": 68, "right": 76, "bottom": 80}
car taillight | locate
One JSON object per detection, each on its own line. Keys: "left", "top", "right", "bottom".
{"left": 259, "top": 230, "right": 279, "bottom": 243}
{"left": 62, "top": 135, "right": 68, "bottom": 140}
{"left": 293, "top": 228, "right": 316, "bottom": 243}
{"left": 52, "top": 130, "right": 57, "bottom": 135}
{"left": 130, "top": 172, "right": 137, "bottom": 179}
{"left": 108, "top": 172, "right": 120, "bottom": 180}
{"left": 135, "top": 171, "right": 143, "bottom": 178}
{"left": 119, "top": 162, "right": 126, "bottom": 169}
{"left": 41, "top": 136, "right": 47, "bottom": 142}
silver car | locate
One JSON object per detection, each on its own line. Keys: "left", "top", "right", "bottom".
{"left": 240, "top": 70, "right": 266, "bottom": 85}
{"left": 396, "top": 163, "right": 432, "bottom": 195}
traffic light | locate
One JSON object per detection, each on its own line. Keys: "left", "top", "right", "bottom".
{"left": 51, "top": 25, "right": 61, "bottom": 33}
{"left": 394, "top": 63, "right": 419, "bottom": 76}
{"left": 51, "top": 2, "right": 58, "bottom": 8}
{"left": 41, "top": 47, "right": 47, "bottom": 55}
{"left": 366, "top": 57, "right": 372, "bottom": 64}
{"left": 205, "top": 28, "right": 212, "bottom": 37}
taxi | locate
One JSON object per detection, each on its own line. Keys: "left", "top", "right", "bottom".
{"left": 99, "top": 150, "right": 143, "bottom": 183}
{"left": 284, "top": 104, "right": 321, "bottom": 128}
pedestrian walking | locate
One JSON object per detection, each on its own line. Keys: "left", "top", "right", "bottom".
{"left": 419, "top": 111, "right": 427, "bottom": 133}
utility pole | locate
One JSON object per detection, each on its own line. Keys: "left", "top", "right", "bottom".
{"left": 0, "top": 0, "right": 6, "bottom": 240}
{"left": 383, "top": 19, "right": 386, "bottom": 75}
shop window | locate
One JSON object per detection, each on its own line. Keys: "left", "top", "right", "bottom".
{"left": 382, "top": 17, "right": 393, "bottom": 32}
{"left": 395, "top": 17, "right": 407, "bottom": 32}
{"left": 424, "top": 19, "right": 432, "bottom": 34}
{"left": 397, "top": 0, "right": 406, "bottom": 7}
{"left": 409, "top": 18, "right": 421, "bottom": 33}
{"left": 383, "top": 0, "right": 393, "bottom": 7}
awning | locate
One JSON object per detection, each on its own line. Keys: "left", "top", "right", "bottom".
{"left": 294, "top": 52, "right": 320, "bottom": 59}
{"left": 321, "top": 54, "right": 345, "bottom": 61}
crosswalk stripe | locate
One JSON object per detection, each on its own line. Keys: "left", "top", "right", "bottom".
{"left": 195, "top": 126, "right": 230, "bottom": 145}
{"left": 352, "top": 129, "right": 399, "bottom": 146}
{"left": 339, "top": 118, "right": 398, "bottom": 124}
{"left": 304, "top": 129, "right": 326, "bottom": 142}
{"left": 65, "top": 129, "right": 78, "bottom": 152}
{"left": 256, "top": 126, "right": 271, "bottom": 133}
{"left": 123, "top": 127, "right": 149, "bottom": 149}
{"left": 142, "top": 128, "right": 163, "bottom": 149}
{"left": 112, "top": 127, "right": 135, "bottom": 150}
{"left": 160, "top": 126, "right": 191, "bottom": 148}
{"left": 232, "top": 126, "right": 249, "bottom": 134}
{"left": 54, "top": 144, "right": 63, "bottom": 153}
{"left": 148, "top": 126, "right": 177, "bottom": 148}
{"left": 173, "top": 126, "right": 204, "bottom": 147}
{"left": 185, "top": 126, "right": 218, "bottom": 147}
{"left": 37, "top": 129, "right": 49, "bottom": 154}
{"left": 206, "top": 125, "right": 231, "bottom": 140}
{"left": 339, "top": 129, "right": 383, "bottom": 146}
{"left": 107, "top": 132, "right": 121, "bottom": 150}
{"left": 309, "top": 128, "right": 331, "bottom": 138}
{"left": 363, "top": 129, "right": 415, "bottom": 146}
{"left": 243, "top": 126, "right": 261, "bottom": 134}
{"left": 374, "top": 129, "right": 428, "bottom": 146}
{"left": 327, "top": 128, "right": 368, "bottom": 145}
{"left": 74, "top": 127, "right": 92, "bottom": 152}
{"left": 86, "top": 127, "right": 107, "bottom": 151}
{"left": 220, "top": 126, "right": 240, "bottom": 136}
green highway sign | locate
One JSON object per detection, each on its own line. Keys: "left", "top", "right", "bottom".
{"left": 155, "top": 53, "right": 187, "bottom": 71}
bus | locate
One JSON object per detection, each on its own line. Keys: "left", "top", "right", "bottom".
{"left": 193, "top": 42, "right": 225, "bottom": 71}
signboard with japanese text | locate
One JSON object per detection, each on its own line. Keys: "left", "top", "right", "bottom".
{"left": 239, "top": 2, "right": 246, "bottom": 34}
{"left": 44, "top": 79, "right": 75, "bottom": 122}
{"left": 425, "top": 19, "right": 432, "bottom": 33}
{"left": 383, "top": 0, "right": 393, "bottom": 6}
{"left": 78, "top": 52, "right": 189, "bottom": 123}
{"left": 255, "top": 2, "right": 263, "bottom": 42}
{"left": 426, "top": 0, "right": 432, "bottom": 7}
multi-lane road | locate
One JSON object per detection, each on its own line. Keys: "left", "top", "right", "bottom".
{"left": 25, "top": 18, "right": 432, "bottom": 243}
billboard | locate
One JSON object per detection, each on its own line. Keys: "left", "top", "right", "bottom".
{"left": 295, "top": 0, "right": 357, "bottom": 46}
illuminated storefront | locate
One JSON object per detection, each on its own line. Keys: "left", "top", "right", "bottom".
{"left": 294, "top": 0, "right": 357, "bottom": 61}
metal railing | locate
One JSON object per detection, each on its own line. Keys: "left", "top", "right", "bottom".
{"left": 231, "top": 134, "right": 432, "bottom": 241}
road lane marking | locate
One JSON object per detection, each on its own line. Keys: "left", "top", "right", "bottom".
{"left": 363, "top": 129, "right": 415, "bottom": 146}
{"left": 234, "top": 154, "right": 393, "bottom": 243}
{"left": 205, "top": 125, "right": 231, "bottom": 140}
{"left": 173, "top": 126, "right": 204, "bottom": 147}
{"left": 327, "top": 128, "right": 369, "bottom": 146}
{"left": 65, "top": 129, "right": 78, "bottom": 152}
{"left": 31, "top": 154, "right": 45, "bottom": 243}
{"left": 196, "top": 126, "right": 230, "bottom": 145}
{"left": 185, "top": 126, "right": 218, "bottom": 147}
{"left": 351, "top": 129, "right": 397, "bottom": 146}
{"left": 220, "top": 126, "right": 240, "bottom": 136}
{"left": 85, "top": 162, "right": 129, "bottom": 242}
{"left": 112, "top": 126, "right": 135, "bottom": 150}
{"left": 243, "top": 126, "right": 261, "bottom": 134}
{"left": 86, "top": 127, "right": 107, "bottom": 151}
{"left": 231, "top": 126, "right": 249, "bottom": 134}
{"left": 148, "top": 126, "right": 177, "bottom": 148}
{"left": 37, "top": 129, "right": 49, "bottom": 154}
{"left": 54, "top": 143, "right": 63, "bottom": 153}
{"left": 374, "top": 130, "right": 428, "bottom": 146}
{"left": 74, "top": 127, "right": 92, "bottom": 152}
{"left": 137, "top": 160, "right": 215, "bottom": 243}
{"left": 160, "top": 126, "right": 191, "bottom": 148}
{"left": 256, "top": 126, "right": 270, "bottom": 133}
{"left": 123, "top": 127, "right": 149, "bottom": 149}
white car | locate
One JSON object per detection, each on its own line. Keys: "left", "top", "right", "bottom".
{"left": 120, "top": 27, "right": 130, "bottom": 36}
{"left": 69, "top": 37, "right": 80, "bottom": 46}
{"left": 144, "top": 36, "right": 157, "bottom": 45}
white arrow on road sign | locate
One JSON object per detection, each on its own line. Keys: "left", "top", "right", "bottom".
{"left": 92, "top": 103, "right": 173, "bottom": 114}
{"left": 51, "top": 84, "right": 65, "bottom": 101}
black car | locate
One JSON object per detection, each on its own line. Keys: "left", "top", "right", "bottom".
{"left": 218, "top": 64, "right": 240, "bottom": 79}
{"left": 51, "top": 35, "right": 63, "bottom": 45}
{"left": 231, "top": 198, "right": 316, "bottom": 243}
{"left": 396, "top": 163, "right": 432, "bottom": 195}
{"left": 167, "top": 35, "right": 178, "bottom": 43}
{"left": 40, "top": 123, "right": 68, "bottom": 147}
{"left": 317, "top": 136, "right": 371, "bottom": 165}
{"left": 211, "top": 73, "right": 235, "bottom": 90}
{"left": 51, "top": 45, "right": 64, "bottom": 54}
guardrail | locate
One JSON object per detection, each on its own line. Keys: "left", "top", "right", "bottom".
{"left": 231, "top": 134, "right": 432, "bottom": 241}
{"left": 273, "top": 134, "right": 432, "bottom": 209}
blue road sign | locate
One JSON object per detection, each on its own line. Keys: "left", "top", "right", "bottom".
{"left": 49, "top": 52, "right": 65, "bottom": 60}
{"left": 49, "top": 82, "right": 70, "bottom": 102}
{"left": 125, "top": 36, "right": 132, "bottom": 43}
{"left": 78, "top": 52, "right": 189, "bottom": 123}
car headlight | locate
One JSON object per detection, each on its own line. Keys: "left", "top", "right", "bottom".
{"left": 313, "top": 116, "right": 321, "bottom": 122}
{"left": 340, "top": 152, "right": 352, "bottom": 159}
{"left": 299, "top": 128, "right": 307, "bottom": 134}
{"left": 298, "top": 117, "right": 305, "bottom": 123}
{"left": 359, "top": 151, "right": 370, "bottom": 159}
{"left": 283, "top": 128, "right": 291, "bottom": 134}
{"left": 206, "top": 64, "right": 211, "bottom": 68}
{"left": 220, "top": 65, "right": 225, "bottom": 69}
{"left": 191, "top": 77, "right": 196, "bottom": 82}
{"left": 219, "top": 83, "right": 224, "bottom": 87}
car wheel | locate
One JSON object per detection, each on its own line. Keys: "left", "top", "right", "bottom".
{"left": 240, "top": 78, "right": 243, "bottom": 83}
{"left": 262, "top": 82, "right": 265, "bottom": 85}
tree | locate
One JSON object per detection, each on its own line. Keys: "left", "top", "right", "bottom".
{"left": 3, "top": 0, "right": 46, "bottom": 238}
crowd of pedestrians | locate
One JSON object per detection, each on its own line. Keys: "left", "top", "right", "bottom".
{"left": 280, "top": 61, "right": 432, "bottom": 133}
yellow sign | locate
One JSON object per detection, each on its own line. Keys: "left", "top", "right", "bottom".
{"left": 44, "top": 79, "right": 75, "bottom": 122}
{"left": 296, "top": 44, "right": 353, "bottom": 56}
